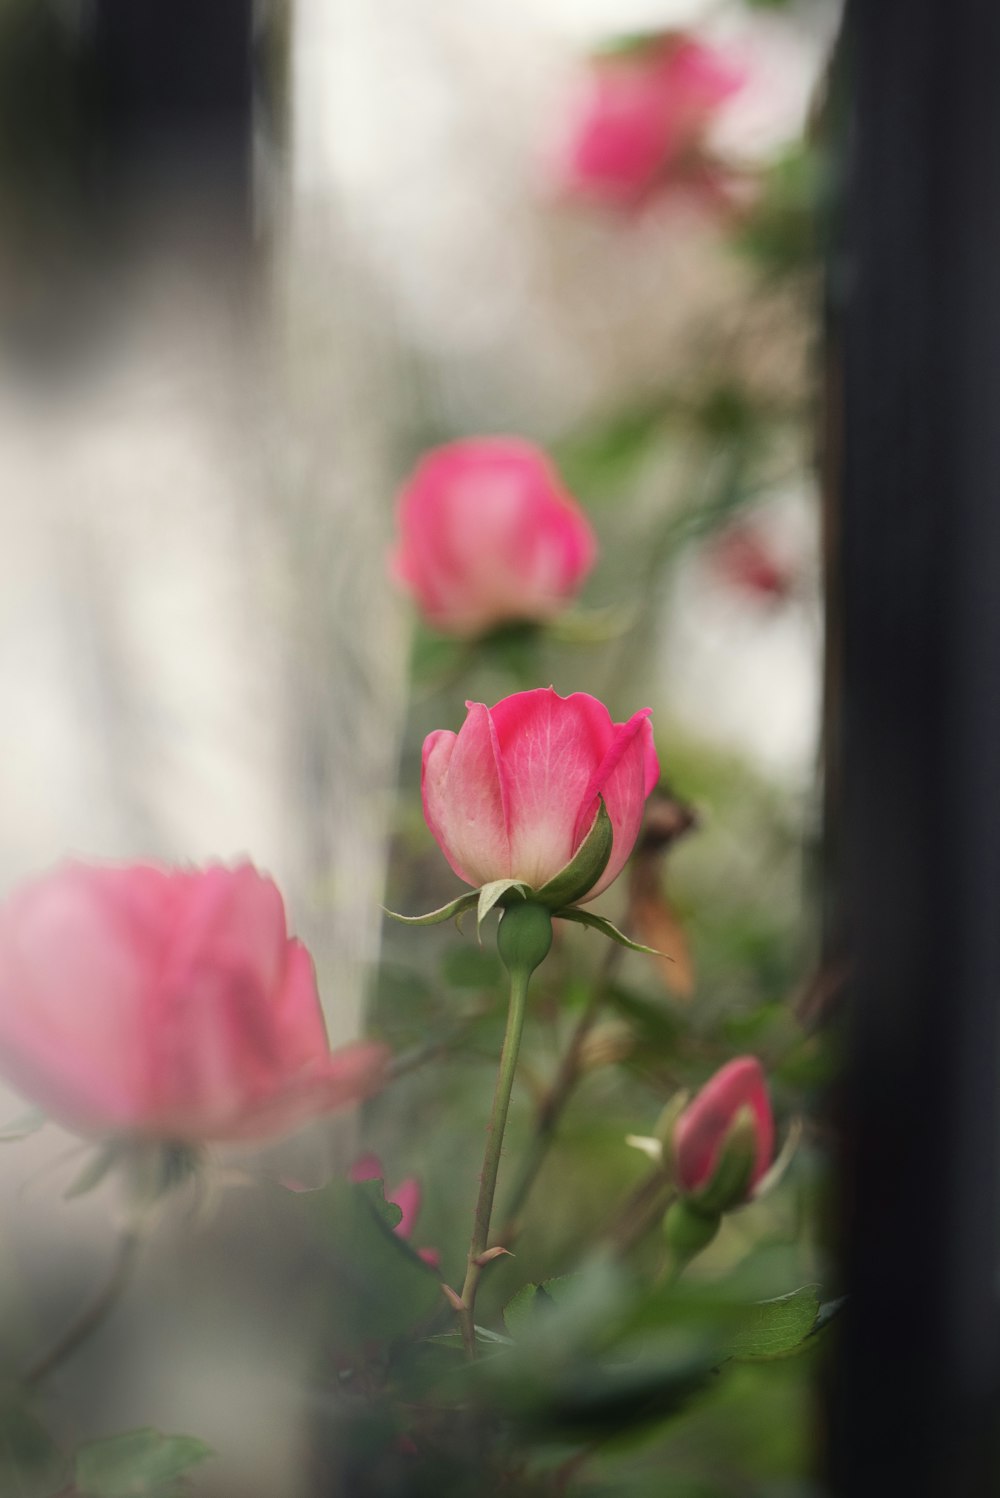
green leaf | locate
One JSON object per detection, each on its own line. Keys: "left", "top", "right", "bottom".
{"left": 535, "top": 799, "right": 613, "bottom": 909}
{"left": 75, "top": 1428, "right": 212, "bottom": 1497}
{"left": 503, "top": 1276, "right": 580, "bottom": 1338}
{"left": 0, "top": 1108, "right": 46, "bottom": 1141}
{"left": 0, "top": 1397, "right": 66, "bottom": 1498}
{"left": 554, "top": 907, "right": 662, "bottom": 956}
{"left": 725, "top": 1285, "right": 821, "bottom": 1362}
{"left": 293, "top": 1178, "right": 440, "bottom": 1346}
{"left": 429, "top": 1324, "right": 513, "bottom": 1350}
{"left": 477, "top": 879, "right": 530, "bottom": 930}
{"left": 383, "top": 890, "right": 479, "bottom": 927}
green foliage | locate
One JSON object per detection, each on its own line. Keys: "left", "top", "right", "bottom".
{"left": 292, "top": 1178, "right": 442, "bottom": 1347}
{"left": 74, "top": 1428, "right": 212, "bottom": 1498}
{"left": 0, "top": 1396, "right": 66, "bottom": 1498}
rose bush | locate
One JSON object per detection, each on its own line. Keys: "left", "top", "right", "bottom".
{"left": 673, "top": 1055, "right": 774, "bottom": 1201}
{"left": 422, "top": 686, "right": 659, "bottom": 900}
{"left": 391, "top": 438, "right": 596, "bottom": 637}
{"left": 560, "top": 33, "right": 743, "bottom": 208}
{"left": 0, "top": 860, "right": 386, "bottom": 1142}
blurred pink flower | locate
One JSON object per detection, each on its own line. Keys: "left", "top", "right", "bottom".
{"left": 560, "top": 33, "right": 744, "bottom": 209}
{"left": 0, "top": 861, "right": 387, "bottom": 1142}
{"left": 673, "top": 1056, "right": 774, "bottom": 1199}
{"left": 350, "top": 1153, "right": 440, "bottom": 1267}
{"left": 390, "top": 438, "right": 596, "bottom": 637}
{"left": 422, "top": 687, "right": 659, "bottom": 900}
{"left": 709, "top": 522, "right": 794, "bottom": 604}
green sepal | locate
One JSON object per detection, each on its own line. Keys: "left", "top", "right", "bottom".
{"left": 497, "top": 902, "right": 554, "bottom": 977}
{"left": 535, "top": 798, "right": 613, "bottom": 909}
{"left": 662, "top": 1198, "right": 720, "bottom": 1271}
{"left": 687, "top": 1107, "right": 758, "bottom": 1216}
{"left": 554, "top": 906, "right": 663, "bottom": 956}
{"left": 477, "top": 879, "right": 531, "bottom": 931}
{"left": 383, "top": 891, "right": 479, "bottom": 927}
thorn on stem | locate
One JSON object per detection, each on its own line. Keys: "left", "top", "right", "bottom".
{"left": 441, "top": 1283, "right": 466, "bottom": 1312}
{"left": 474, "top": 1245, "right": 513, "bottom": 1267}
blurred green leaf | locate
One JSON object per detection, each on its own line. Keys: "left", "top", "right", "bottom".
{"left": 441, "top": 945, "right": 503, "bottom": 990}
{"left": 0, "top": 1396, "right": 65, "bottom": 1498}
{"left": 75, "top": 1428, "right": 211, "bottom": 1498}
{"left": 503, "top": 1275, "right": 580, "bottom": 1338}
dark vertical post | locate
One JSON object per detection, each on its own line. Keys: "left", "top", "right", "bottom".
{"left": 91, "top": 0, "right": 255, "bottom": 238}
{"left": 829, "top": 3, "right": 1000, "bottom": 1493}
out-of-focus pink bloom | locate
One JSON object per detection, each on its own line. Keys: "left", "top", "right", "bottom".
{"left": 350, "top": 1153, "right": 440, "bottom": 1267}
{"left": 422, "top": 687, "right": 659, "bottom": 900}
{"left": 390, "top": 438, "right": 597, "bottom": 638}
{"left": 673, "top": 1056, "right": 774, "bottom": 1199}
{"left": 560, "top": 33, "right": 744, "bottom": 209}
{"left": 710, "top": 522, "right": 794, "bottom": 603}
{"left": 0, "top": 861, "right": 387, "bottom": 1142}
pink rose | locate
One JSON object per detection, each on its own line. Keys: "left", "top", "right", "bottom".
{"left": 422, "top": 687, "right": 659, "bottom": 900}
{"left": 0, "top": 861, "right": 387, "bottom": 1142}
{"left": 391, "top": 438, "right": 597, "bottom": 638}
{"left": 560, "top": 33, "right": 744, "bottom": 208}
{"left": 673, "top": 1056, "right": 774, "bottom": 1199}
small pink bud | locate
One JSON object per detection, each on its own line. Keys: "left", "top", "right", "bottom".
{"left": 390, "top": 438, "right": 596, "bottom": 638}
{"left": 422, "top": 687, "right": 659, "bottom": 900}
{"left": 671, "top": 1056, "right": 774, "bottom": 1205}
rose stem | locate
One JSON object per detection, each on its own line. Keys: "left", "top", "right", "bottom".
{"left": 24, "top": 1226, "right": 143, "bottom": 1387}
{"left": 497, "top": 940, "right": 622, "bottom": 1247}
{"left": 459, "top": 902, "right": 551, "bottom": 1359}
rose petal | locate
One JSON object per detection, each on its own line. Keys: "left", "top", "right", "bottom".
{"left": 490, "top": 688, "right": 615, "bottom": 889}
{"left": 422, "top": 706, "right": 511, "bottom": 886}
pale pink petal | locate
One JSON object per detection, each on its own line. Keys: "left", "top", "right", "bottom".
{"left": 421, "top": 706, "right": 511, "bottom": 887}
{"left": 273, "top": 940, "right": 329, "bottom": 1068}
{"left": 490, "top": 688, "right": 614, "bottom": 889}
{"left": 215, "top": 1041, "right": 389, "bottom": 1142}
{"left": 0, "top": 863, "right": 164, "bottom": 1131}
{"left": 673, "top": 1056, "right": 773, "bottom": 1195}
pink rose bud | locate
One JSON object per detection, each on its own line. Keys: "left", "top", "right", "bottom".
{"left": 559, "top": 33, "right": 744, "bottom": 209}
{"left": 390, "top": 438, "right": 597, "bottom": 638}
{"left": 672, "top": 1056, "right": 774, "bottom": 1207}
{"left": 0, "top": 861, "right": 388, "bottom": 1143}
{"left": 422, "top": 687, "right": 659, "bottom": 900}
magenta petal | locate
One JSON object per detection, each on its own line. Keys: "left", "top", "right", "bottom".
{"left": 390, "top": 1177, "right": 422, "bottom": 1239}
{"left": 421, "top": 705, "right": 511, "bottom": 887}
{"left": 673, "top": 1056, "right": 774, "bottom": 1194}
{"left": 577, "top": 710, "right": 660, "bottom": 901}
{"left": 490, "top": 688, "right": 614, "bottom": 889}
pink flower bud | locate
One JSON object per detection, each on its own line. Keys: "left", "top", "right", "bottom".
{"left": 672, "top": 1056, "right": 774, "bottom": 1201}
{"left": 559, "top": 33, "right": 744, "bottom": 209}
{"left": 390, "top": 438, "right": 596, "bottom": 638}
{"left": 0, "top": 860, "right": 388, "bottom": 1143}
{"left": 422, "top": 687, "right": 659, "bottom": 899}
